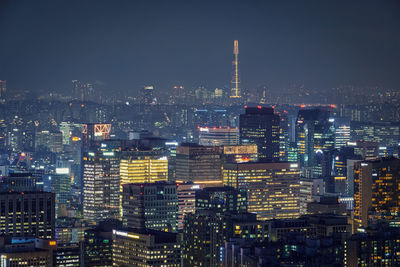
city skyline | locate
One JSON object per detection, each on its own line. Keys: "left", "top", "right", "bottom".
{"left": 1, "top": 1, "right": 400, "bottom": 265}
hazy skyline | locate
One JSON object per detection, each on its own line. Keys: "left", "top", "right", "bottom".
{"left": 1, "top": 0, "right": 400, "bottom": 94}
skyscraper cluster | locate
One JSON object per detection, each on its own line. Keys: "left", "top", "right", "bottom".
{"left": 1, "top": 40, "right": 400, "bottom": 267}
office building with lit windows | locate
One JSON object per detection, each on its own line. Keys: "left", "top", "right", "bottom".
{"left": 175, "top": 143, "right": 223, "bottom": 187}
{"left": 0, "top": 192, "right": 55, "bottom": 239}
{"left": 224, "top": 214, "right": 350, "bottom": 266}
{"left": 195, "top": 186, "right": 247, "bottom": 214}
{"left": 141, "top": 85, "right": 154, "bottom": 105}
{"left": 329, "top": 147, "right": 363, "bottom": 196}
{"left": 119, "top": 150, "right": 168, "bottom": 186}
{"left": 54, "top": 244, "right": 81, "bottom": 266}
{"left": 183, "top": 211, "right": 266, "bottom": 267}
{"left": 119, "top": 150, "right": 169, "bottom": 215}
{"left": 35, "top": 130, "right": 63, "bottom": 153}
{"left": 334, "top": 118, "right": 351, "bottom": 149}
{"left": 351, "top": 121, "right": 400, "bottom": 155}
{"left": 296, "top": 109, "right": 335, "bottom": 178}
{"left": 221, "top": 144, "right": 258, "bottom": 163}
{"left": 177, "top": 183, "right": 203, "bottom": 230}
{"left": 223, "top": 162, "right": 301, "bottom": 220}
{"left": 353, "top": 157, "right": 400, "bottom": 229}
{"left": 44, "top": 169, "right": 72, "bottom": 218}
{"left": 299, "top": 178, "right": 313, "bottom": 215}
{"left": 0, "top": 237, "right": 56, "bottom": 266}
{"left": 239, "top": 106, "right": 280, "bottom": 162}
{"left": 198, "top": 126, "right": 239, "bottom": 146}
{"left": 346, "top": 140, "right": 379, "bottom": 160}
{"left": 112, "top": 228, "right": 180, "bottom": 266}
{"left": 182, "top": 210, "right": 234, "bottom": 267}
{"left": 59, "top": 122, "right": 82, "bottom": 145}
{"left": 0, "top": 172, "right": 42, "bottom": 192}
{"left": 345, "top": 226, "right": 400, "bottom": 267}
{"left": 83, "top": 220, "right": 120, "bottom": 266}
{"left": 279, "top": 111, "right": 290, "bottom": 161}
{"left": 83, "top": 150, "right": 120, "bottom": 222}
{"left": 122, "top": 182, "right": 178, "bottom": 232}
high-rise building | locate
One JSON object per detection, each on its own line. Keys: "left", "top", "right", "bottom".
{"left": 54, "top": 244, "right": 81, "bottom": 266}
{"left": 221, "top": 144, "right": 258, "bottom": 163}
{"left": 183, "top": 211, "right": 264, "bottom": 267}
{"left": 0, "top": 192, "right": 55, "bottom": 238}
{"left": 182, "top": 210, "right": 232, "bottom": 267}
{"left": 169, "top": 85, "right": 184, "bottom": 104}
{"left": 296, "top": 109, "right": 335, "bottom": 178}
{"left": 122, "top": 182, "right": 178, "bottom": 232}
{"left": 346, "top": 159, "right": 361, "bottom": 197}
{"left": 329, "top": 147, "right": 363, "bottom": 196}
{"left": 177, "top": 183, "right": 203, "bottom": 230}
{"left": 353, "top": 157, "right": 400, "bottom": 229}
{"left": 198, "top": 127, "right": 239, "bottom": 146}
{"left": 287, "top": 141, "right": 298, "bottom": 162}
{"left": 84, "top": 220, "right": 121, "bottom": 267}
{"left": 0, "top": 80, "right": 6, "bottom": 99}
{"left": 119, "top": 150, "right": 169, "bottom": 214}
{"left": 223, "top": 162, "right": 301, "bottom": 220}
{"left": 59, "top": 122, "right": 82, "bottom": 145}
{"left": 195, "top": 186, "right": 247, "bottom": 214}
{"left": 212, "top": 88, "right": 224, "bottom": 103}
{"left": 44, "top": 169, "right": 72, "bottom": 218}
{"left": 82, "top": 123, "right": 111, "bottom": 148}
{"left": 334, "top": 118, "right": 351, "bottom": 149}
{"left": 240, "top": 106, "right": 280, "bottom": 162}
{"left": 345, "top": 226, "right": 400, "bottom": 267}
{"left": 299, "top": 178, "right": 313, "bottom": 215}
{"left": 141, "top": 85, "right": 154, "bottom": 105}
{"left": 0, "top": 237, "right": 56, "bottom": 266}
{"left": 351, "top": 121, "right": 400, "bottom": 154}
{"left": 223, "top": 214, "right": 350, "bottom": 266}
{"left": 55, "top": 218, "right": 85, "bottom": 246}
{"left": 230, "top": 40, "right": 241, "bottom": 99}
{"left": 279, "top": 111, "right": 290, "bottom": 161}
{"left": 194, "top": 86, "right": 210, "bottom": 103}
{"left": 112, "top": 228, "right": 181, "bottom": 266}
{"left": 175, "top": 143, "right": 223, "bottom": 187}
{"left": 119, "top": 150, "right": 168, "bottom": 185}
{"left": 346, "top": 140, "right": 379, "bottom": 160}
{"left": 0, "top": 172, "right": 42, "bottom": 192}
{"left": 35, "top": 131, "right": 63, "bottom": 153}
{"left": 83, "top": 150, "right": 120, "bottom": 222}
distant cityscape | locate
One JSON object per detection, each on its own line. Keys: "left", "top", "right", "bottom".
{"left": 0, "top": 39, "right": 400, "bottom": 267}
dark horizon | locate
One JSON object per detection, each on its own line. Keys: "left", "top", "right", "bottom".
{"left": 1, "top": 0, "right": 400, "bottom": 95}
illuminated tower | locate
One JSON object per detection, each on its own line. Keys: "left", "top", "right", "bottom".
{"left": 230, "top": 40, "right": 241, "bottom": 99}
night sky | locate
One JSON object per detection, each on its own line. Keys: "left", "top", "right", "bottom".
{"left": 0, "top": 0, "right": 400, "bottom": 94}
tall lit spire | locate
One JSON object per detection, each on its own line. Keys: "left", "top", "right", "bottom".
{"left": 230, "top": 40, "right": 241, "bottom": 99}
